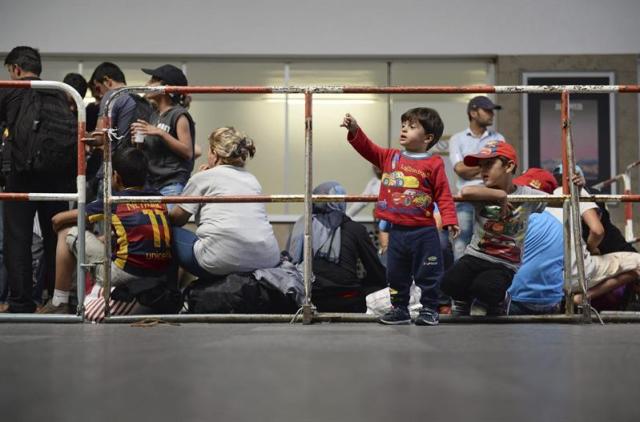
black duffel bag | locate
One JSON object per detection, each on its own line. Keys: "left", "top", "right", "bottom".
{"left": 186, "top": 273, "right": 297, "bottom": 314}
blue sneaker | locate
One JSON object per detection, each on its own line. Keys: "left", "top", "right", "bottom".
{"left": 379, "top": 307, "right": 411, "bottom": 325}
{"left": 415, "top": 307, "right": 439, "bottom": 326}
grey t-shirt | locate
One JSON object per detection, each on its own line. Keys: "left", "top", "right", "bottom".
{"left": 179, "top": 165, "right": 280, "bottom": 275}
{"left": 99, "top": 89, "right": 137, "bottom": 146}
{"left": 465, "top": 185, "right": 546, "bottom": 271}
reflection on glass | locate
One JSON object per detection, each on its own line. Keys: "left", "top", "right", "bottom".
{"left": 540, "top": 100, "right": 598, "bottom": 180}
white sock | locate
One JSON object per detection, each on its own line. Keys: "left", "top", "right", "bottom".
{"left": 52, "top": 289, "right": 70, "bottom": 307}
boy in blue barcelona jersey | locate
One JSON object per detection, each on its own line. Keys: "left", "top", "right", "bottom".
{"left": 38, "top": 148, "right": 172, "bottom": 317}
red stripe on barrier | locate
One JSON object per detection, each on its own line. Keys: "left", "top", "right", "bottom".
{"left": 0, "top": 81, "right": 33, "bottom": 88}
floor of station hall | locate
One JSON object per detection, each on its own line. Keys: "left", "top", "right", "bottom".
{"left": 1, "top": 323, "right": 639, "bottom": 422}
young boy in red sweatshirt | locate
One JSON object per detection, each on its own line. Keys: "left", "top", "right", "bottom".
{"left": 341, "top": 108, "right": 459, "bottom": 325}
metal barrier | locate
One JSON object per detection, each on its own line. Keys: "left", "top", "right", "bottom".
{"left": 3, "top": 82, "right": 640, "bottom": 324}
{"left": 99, "top": 83, "right": 640, "bottom": 325}
{"left": 0, "top": 80, "right": 87, "bottom": 322}
{"left": 591, "top": 160, "right": 640, "bottom": 242}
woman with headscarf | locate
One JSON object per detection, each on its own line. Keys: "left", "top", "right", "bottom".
{"left": 287, "top": 181, "right": 386, "bottom": 312}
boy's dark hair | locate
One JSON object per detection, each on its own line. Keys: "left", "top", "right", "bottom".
{"left": 91, "top": 62, "right": 126, "bottom": 85}
{"left": 112, "top": 147, "right": 147, "bottom": 187}
{"left": 63, "top": 73, "right": 88, "bottom": 98}
{"left": 4, "top": 46, "right": 41, "bottom": 75}
{"left": 401, "top": 107, "right": 444, "bottom": 149}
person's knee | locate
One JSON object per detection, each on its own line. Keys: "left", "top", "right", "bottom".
{"left": 64, "top": 227, "right": 79, "bottom": 251}
{"left": 440, "top": 271, "right": 463, "bottom": 298}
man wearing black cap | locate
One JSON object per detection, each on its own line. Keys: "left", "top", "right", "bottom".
{"left": 449, "top": 96, "right": 505, "bottom": 261}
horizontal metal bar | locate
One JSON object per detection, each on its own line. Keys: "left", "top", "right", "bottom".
{"left": 102, "top": 84, "right": 640, "bottom": 96}
{"left": 104, "top": 314, "right": 300, "bottom": 323}
{"left": 592, "top": 174, "right": 625, "bottom": 190}
{"left": 128, "top": 86, "right": 306, "bottom": 94}
{"left": 107, "top": 194, "right": 640, "bottom": 205}
{"left": 110, "top": 194, "right": 380, "bottom": 204}
{"left": 0, "top": 314, "right": 83, "bottom": 323}
{"left": 101, "top": 312, "right": 640, "bottom": 324}
{"left": 0, "top": 193, "right": 79, "bottom": 202}
{"left": 110, "top": 194, "right": 562, "bottom": 204}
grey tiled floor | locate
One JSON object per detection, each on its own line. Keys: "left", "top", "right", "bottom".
{"left": 1, "top": 323, "right": 639, "bottom": 422}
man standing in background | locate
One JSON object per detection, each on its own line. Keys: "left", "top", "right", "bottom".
{"left": 448, "top": 96, "right": 505, "bottom": 261}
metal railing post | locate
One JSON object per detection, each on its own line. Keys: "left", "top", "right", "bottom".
{"left": 0, "top": 80, "right": 86, "bottom": 323}
{"left": 562, "top": 90, "right": 591, "bottom": 323}
{"left": 302, "top": 90, "right": 315, "bottom": 324}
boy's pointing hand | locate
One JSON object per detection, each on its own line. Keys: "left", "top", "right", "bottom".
{"left": 340, "top": 113, "right": 359, "bottom": 136}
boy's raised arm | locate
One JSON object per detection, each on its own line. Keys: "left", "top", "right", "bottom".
{"left": 340, "top": 113, "right": 387, "bottom": 168}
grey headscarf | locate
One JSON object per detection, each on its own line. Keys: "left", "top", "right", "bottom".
{"left": 288, "top": 181, "right": 347, "bottom": 264}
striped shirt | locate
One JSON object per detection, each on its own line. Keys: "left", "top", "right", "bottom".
{"left": 86, "top": 189, "right": 172, "bottom": 277}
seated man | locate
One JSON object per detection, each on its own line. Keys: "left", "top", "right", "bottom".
{"left": 508, "top": 168, "right": 640, "bottom": 314}
{"left": 37, "top": 148, "right": 174, "bottom": 321}
{"left": 288, "top": 181, "right": 386, "bottom": 312}
{"left": 551, "top": 164, "right": 636, "bottom": 256}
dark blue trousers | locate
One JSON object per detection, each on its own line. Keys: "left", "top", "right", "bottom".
{"left": 387, "top": 225, "right": 443, "bottom": 310}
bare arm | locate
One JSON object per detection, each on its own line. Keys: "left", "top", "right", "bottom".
{"left": 454, "top": 162, "right": 482, "bottom": 181}
{"left": 459, "top": 185, "right": 507, "bottom": 203}
{"left": 131, "top": 115, "right": 194, "bottom": 160}
{"left": 582, "top": 208, "right": 604, "bottom": 254}
{"left": 51, "top": 209, "right": 80, "bottom": 233}
{"left": 169, "top": 205, "right": 192, "bottom": 227}
{"left": 460, "top": 185, "right": 510, "bottom": 218}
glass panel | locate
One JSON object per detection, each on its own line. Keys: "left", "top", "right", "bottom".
{"left": 540, "top": 99, "right": 599, "bottom": 180}
{"left": 185, "top": 61, "right": 286, "bottom": 214}
{"left": 391, "top": 60, "right": 494, "bottom": 194}
{"left": 40, "top": 58, "right": 82, "bottom": 86}
{"left": 287, "top": 61, "right": 389, "bottom": 217}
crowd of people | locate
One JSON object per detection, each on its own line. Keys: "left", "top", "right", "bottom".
{"left": 1, "top": 45, "right": 639, "bottom": 323}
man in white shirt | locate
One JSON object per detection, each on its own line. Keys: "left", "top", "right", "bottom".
{"left": 449, "top": 96, "right": 505, "bottom": 260}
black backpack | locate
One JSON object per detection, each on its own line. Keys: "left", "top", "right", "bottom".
{"left": 6, "top": 89, "right": 77, "bottom": 175}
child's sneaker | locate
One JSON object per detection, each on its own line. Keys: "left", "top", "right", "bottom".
{"left": 379, "top": 307, "right": 411, "bottom": 325}
{"left": 415, "top": 307, "right": 439, "bottom": 326}
{"left": 451, "top": 300, "right": 470, "bottom": 316}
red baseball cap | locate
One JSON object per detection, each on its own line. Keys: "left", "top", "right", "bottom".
{"left": 513, "top": 168, "right": 557, "bottom": 194}
{"left": 463, "top": 141, "right": 518, "bottom": 167}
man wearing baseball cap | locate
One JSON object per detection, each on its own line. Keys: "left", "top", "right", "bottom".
{"left": 440, "top": 143, "right": 548, "bottom": 316}
{"left": 449, "top": 96, "right": 505, "bottom": 262}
